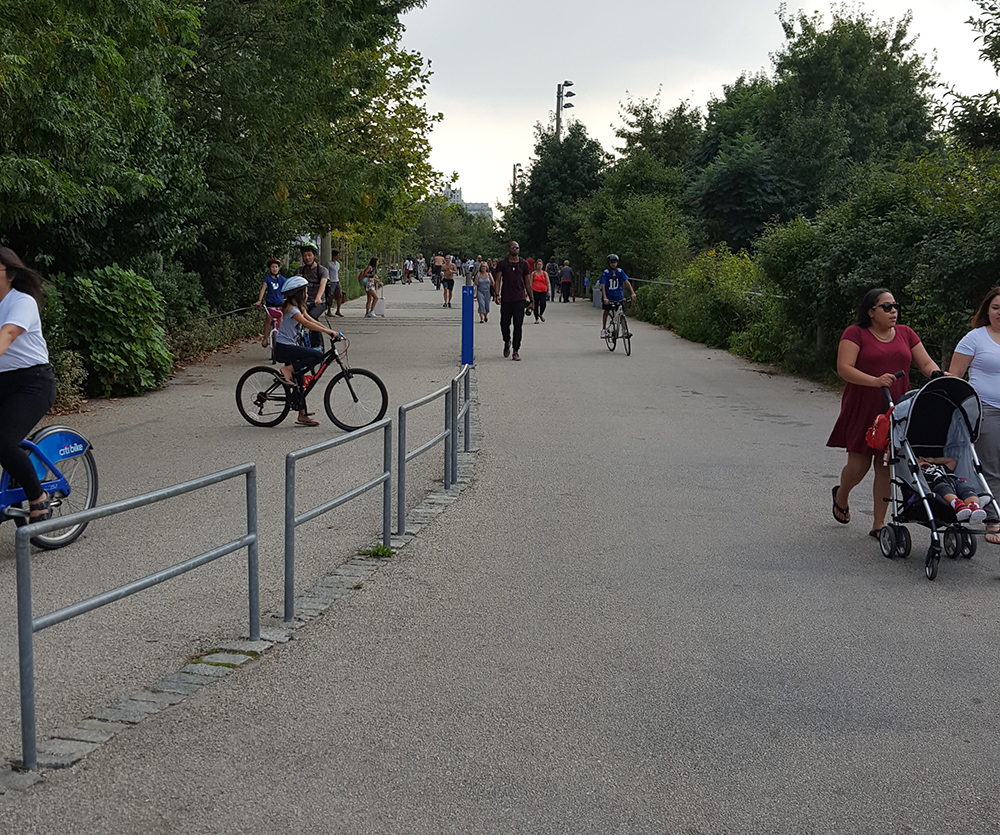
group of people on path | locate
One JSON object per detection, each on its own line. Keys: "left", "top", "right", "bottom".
{"left": 255, "top": 243, "right": 387, "bottom": 426}
{"left": 829, "top": 286, "right": 1000, "bottom": 545}
{"left": 483, "top": 244, "right": 635, "bottom": 361}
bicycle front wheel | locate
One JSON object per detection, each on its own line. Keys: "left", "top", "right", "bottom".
{"left": 620, "top": 314, "right": 631, "bottom": 356}
{"left": 324, "top": 368, "right": 389, "bottom": 431}
{"left": 605, "top": 316, "right": 618, "bottom": 352}
{"left": 236, "top": 366, "right": 291, "bottom": 427}
{"left": 17, "top": 450, "right": 99, "bottom": 549}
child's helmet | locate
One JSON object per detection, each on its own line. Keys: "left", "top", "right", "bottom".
{"left": 282, "top": 276, "right": 309, "bottom": 296}
{"left": 607, "top": 254, "right": 619, "bottom": 263}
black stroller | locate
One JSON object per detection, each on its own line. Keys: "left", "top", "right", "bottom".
{"left": 879, "top": 375, "right": 996, "bottom": 580}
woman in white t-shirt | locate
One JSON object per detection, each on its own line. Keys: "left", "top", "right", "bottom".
{"left": 949, "top": 287, "right": 1000, "bottom": 543}
{"left": 0, "top": 248, "right": 57, "bottom": 521}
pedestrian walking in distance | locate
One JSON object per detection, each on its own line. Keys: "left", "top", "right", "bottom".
{"left": 492, "top": 241, "right": 533, "bottom": 361}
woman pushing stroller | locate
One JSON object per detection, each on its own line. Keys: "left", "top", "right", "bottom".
{"left": 828, "top": 288, "right": 943, "bottom": 538}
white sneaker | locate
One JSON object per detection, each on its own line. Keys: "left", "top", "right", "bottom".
{"left": 970, "top": 505, "right": 988, "bottom": 524}
{"left": 600, "top": 329, "right": 608, "bottom": 338}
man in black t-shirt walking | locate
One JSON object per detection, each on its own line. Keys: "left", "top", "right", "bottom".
{"left": 492, "top": 241, "right": 533, "bottom": 361}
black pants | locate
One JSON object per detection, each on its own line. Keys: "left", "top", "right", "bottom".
{"left": 273, "top": 343, "right": 322, "bottom": 409}
{"left": 0, "top": 364, "right": 57, "bottom": 501}
{"left": 561, "top": 282, "right": 571, "bottom": 302}
{"left": 307, "top": 303, "right": 326, "bottom": 350}
{"left": 500, "top": 299, "right": 526, "bottom": 352}
{"left": 533, "top": 291, "right": 547, "bottom": 320}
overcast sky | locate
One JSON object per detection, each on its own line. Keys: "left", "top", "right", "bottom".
{"left": 399, "top": 0, "right": 999, "bottom": 213}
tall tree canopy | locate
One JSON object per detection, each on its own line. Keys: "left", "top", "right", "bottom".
{"left": 689, "top": 6, "right": 938, "bottom": 251}
{"left": 505, "top": 121, "right": 609, "bottom": 259}
{"left": 0, "top": 0, "right": 438, "bottom": 305}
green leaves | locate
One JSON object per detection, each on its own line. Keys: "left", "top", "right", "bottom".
{"left": 58, "top": 266, "right": 174, "bottom": 396}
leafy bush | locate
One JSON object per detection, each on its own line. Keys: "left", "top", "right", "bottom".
{"left": 39, "top": 284, "right": 88, "bottom": 411}
{"left": 49, "top": 348, "right": 89, "bottom": 412}
{"left": 128, "top": 253, "right": 210, "bottom": 330}
{"left": 58, "top": 265, "right": 174, "bottom": 396}
{"left": 166, "top": 310, "right": 259, "bottom": 360}
{"left": 670, "top": 246, "right": 761, "bottom": 348}
{"left": 632, "top": 284, "right": 669, "bottom": 325}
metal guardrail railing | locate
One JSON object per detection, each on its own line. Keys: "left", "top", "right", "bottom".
{"left": 283, "top": 418, "right": 392, "bottom": 622}
{"left": 397, "top": 364, "right": 471, "bottom": 535}
{"left": 397, "top": 383, "right": 452, "bottom": 536}
{"left": 452, "top": 364, "right": 472, "bottom": 483}
{"left": 15, "top": 463, "right": 260, "bottom": 772}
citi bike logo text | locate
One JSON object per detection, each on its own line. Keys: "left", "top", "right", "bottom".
{"left": 59, "top": 442, "right": 84, "bottom": 456}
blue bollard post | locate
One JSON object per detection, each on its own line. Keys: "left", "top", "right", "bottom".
{"left": 462, "top": 285, "right": 474, "bottom": 366}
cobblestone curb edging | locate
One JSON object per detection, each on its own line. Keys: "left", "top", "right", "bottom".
{"left": 1, "top": 368, "right": 480, "bottom": 794}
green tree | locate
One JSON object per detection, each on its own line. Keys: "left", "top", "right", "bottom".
{"left": 171, "top": 0, "right": 433, "bottom": 305}
{"left": 615, "top": 96, "right": 703, "bottom": 169}
{"left": 950, "top": 1, "right": 1000, "bottom": 149}
{"left": 691, "top": 7, "right": 939, "bottom": 251}
{"left": 0, "top": 0, "right": 199, "bottom": 247}
{"left": 505, "top": 121, "right": 609, "bottom": 259}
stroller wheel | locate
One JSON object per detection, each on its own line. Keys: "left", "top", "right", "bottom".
{"left": 925, "top": 548, "right": 940, "bottom": 580}
{"left": 894, "top": 526, "right": 911, "bottom": 559}
{"left": 961, "top": 530, "right": 977, "bottom": 559}
{"left": 879, "top": 526, "right": 897, "bottom": 559}
{"left": 943, "top": 530, "right": 961, "bottom": 559}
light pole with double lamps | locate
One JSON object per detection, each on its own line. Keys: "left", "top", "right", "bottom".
{"left": 555, "top": 80, "right": 575, "bottom": 141}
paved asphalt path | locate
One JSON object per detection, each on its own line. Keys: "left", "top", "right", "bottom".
{"left": 5, "top": 282, "right": 1000, "bottom": 833}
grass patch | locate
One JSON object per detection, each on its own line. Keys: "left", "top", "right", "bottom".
{"left": 358, "top": 544, "right": 394, "bottom": 559}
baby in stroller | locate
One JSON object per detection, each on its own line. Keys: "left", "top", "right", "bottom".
{"left": 916, "top": 456, "right": 988, "bottom": 523}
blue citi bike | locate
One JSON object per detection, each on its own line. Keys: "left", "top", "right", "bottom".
{"left": 0, "top": 425, "right": 99, "bottom": 549}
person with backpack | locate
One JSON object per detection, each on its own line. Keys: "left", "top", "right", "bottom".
{"left": 295, "top": 243, "right": 330, "bottom": 350}
{"left": 546, "top": 257, "right": 560, "bottom": 302}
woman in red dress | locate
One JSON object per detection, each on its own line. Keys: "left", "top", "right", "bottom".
{"left": 828, "top": 288, "right": 942, "bottom": 537}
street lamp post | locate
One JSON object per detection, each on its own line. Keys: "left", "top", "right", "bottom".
{"left": 511, "top": 162, "right": 523, "bottom": 194}
{"left": 555, "top": 80, "right": 575, "bottom": 141}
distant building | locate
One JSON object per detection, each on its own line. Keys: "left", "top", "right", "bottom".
{"left": 443, "top": 186, "right": 493, "bottom": 221}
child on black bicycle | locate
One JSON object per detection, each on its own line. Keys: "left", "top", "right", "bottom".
{"left": 599, "top": 254, "right": 636, "bottom": 339}
{"left": 274, "top": 276, "right": 342, "bottom": 427}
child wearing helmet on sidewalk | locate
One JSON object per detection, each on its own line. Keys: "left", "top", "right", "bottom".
{"left": 274, "top": 276, "right": 343, "bottom": 427}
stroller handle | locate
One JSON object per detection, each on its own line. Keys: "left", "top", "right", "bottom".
{"left": 882, "top": 371, "right": 906, "bottom": 405}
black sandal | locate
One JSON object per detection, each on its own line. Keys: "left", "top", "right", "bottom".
{"left": 28, "top": 494, "right": 52, "bottom": 523}
{"left": 832, "top": 485, "right": 850, "bottom": 524}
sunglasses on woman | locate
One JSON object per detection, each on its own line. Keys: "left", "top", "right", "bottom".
{"left": 872, "top": 302, "right": 901, "bottom": 312}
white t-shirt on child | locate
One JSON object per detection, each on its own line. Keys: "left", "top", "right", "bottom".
{"left": 955, "top": 326, "right": 1000, "bottom": 408}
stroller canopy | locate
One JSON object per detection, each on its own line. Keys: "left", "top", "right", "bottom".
{"left": 892, "top": 377, "right": 983, "bottom": 455}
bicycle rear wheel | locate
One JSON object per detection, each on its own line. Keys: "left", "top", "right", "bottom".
{"left": 324, "top": 368, "right": 389, "bottom": 431}
{"left": 16, "top": 449, "right": 99, "bottom": 549}
{"left": 236, "top": 366, "right": 291, "bottom": 427}
{"left": 621, "top": 314, "right": 631, "bottom": 356}
{"left": 605, "top": 315, "right": 618, "bottom": 352}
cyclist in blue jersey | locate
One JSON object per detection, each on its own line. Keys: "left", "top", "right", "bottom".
{"left": 599, "top": 254, "right": 636, "bottom": 338}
